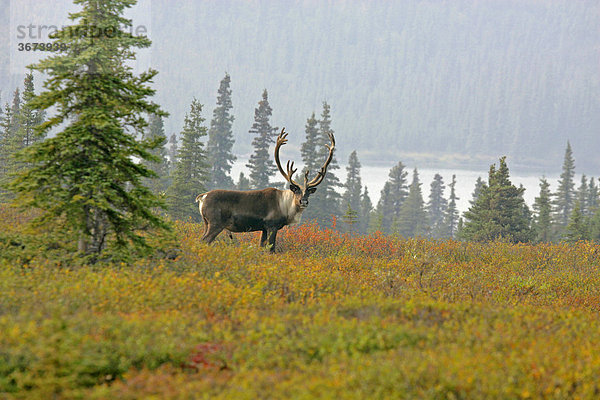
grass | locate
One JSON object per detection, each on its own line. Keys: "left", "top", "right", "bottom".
{"left": 1, "top": 206, "right": 600, "bottom": 398}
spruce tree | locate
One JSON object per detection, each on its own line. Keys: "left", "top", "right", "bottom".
{"left": 460, "top": 157, "right": 533, "bottom": 243}
{"left": 396, "top": 168, "right": 427, "bottom": 237}
{"left": 377, "top": 161, "right": 408, "bottom": 233}
{"left": 301, "top": 112, "right": 320, "bottom": 174}
{"left": 166, "top": 99, "right": 210, "bottom": 221}
{"left": 9, "top": 0, "right": 169, "bottom": 258}
{"left": 0, "top": 94, "right": 3, "bottom": 172}
{"left": 10, "top": 88, "right": 21, "bottom": 136}
{"left": 143, "top": 113, "right": 169, "bottom": 196}
{"left": 207, "top": 73, "right": 236, "bottom": 189}
{"left": 18, "top": 73, "right": 46, "bottom": 148}
{"left": 564, "top": 201, "right": 589, "bottom": 243}
{"left": 167, "top": 133, "right": 178, "bottom": 174}
{"left": 443, "top": 174, "right": 460, "bottom": 239}
{"left": 553, "top": 142, "right": 576, "bottom": 230}
{"left": 360, "top": 186, "right": 373, "bottom": 234}
{"left": 588, "top": 177, "right": 598, "bottom": 214}
{"left": 306, "top": 102, "right": 342, "bottom": 228}
{"left": 0, "top": 90, "right": 24, "bottom": 195}
{"left": 576, "top": 175, "right": 589, "bottom": 216}
{"left": 246, "top": 89, "right": 278, "bottom": 189}
{"left": 376, "top": 182, "right": 392, "bottom": 233}
{"left": 299, "top": 111, "right": 321, "bottom": 223}
{"left": 0, "top": 102, "right": 15, "bottom": 199}
{"left": 427, "top": 173, "right": 447, "bottom": 238}
{"left": 470, "top": 176, "right": 485, "bottom": 207}
{"left": 341, "top": 203, "right": 359, "bottom": 233}
{"left": 341, "top": 151, "right": 362, "bottom": 233}
{"left": 342, "top": 150, "right": 362, "bottom": 217}
{"left": 532, "top": 177, "right": 553, "bottom": 242}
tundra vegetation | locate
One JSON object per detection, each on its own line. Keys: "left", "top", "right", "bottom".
{"left": 2, "top": 205, "right": 600, "bottom": 399}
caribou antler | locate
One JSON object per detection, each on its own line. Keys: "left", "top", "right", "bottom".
{"left": 306, "top": 131, "right": 336, "bottom": 188}
{"left": 274, "top": 128, "right": 302, "bottom": 187}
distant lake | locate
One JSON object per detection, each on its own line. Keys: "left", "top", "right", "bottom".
{"left": 231, "top": 160, "right": 566, "bottom": 214}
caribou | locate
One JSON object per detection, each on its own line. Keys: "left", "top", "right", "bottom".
{"left": 195, "top": 128, "right": 335, "bottom": 252}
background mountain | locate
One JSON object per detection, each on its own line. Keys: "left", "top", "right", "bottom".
{"left": 2, "top": 0, "right": 599, "bottom": 172}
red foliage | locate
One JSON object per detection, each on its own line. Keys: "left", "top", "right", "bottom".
{"left": 184, "top": 343, "right": 229, "bottom": 372}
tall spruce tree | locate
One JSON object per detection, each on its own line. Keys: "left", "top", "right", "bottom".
{"left": 10, "top": 88, "right": 21, "bottom": 136}
{"left": 0, "top": 102, "right": 15, "bottom": 199}
{"left": 298, "top": 112, "right": 321, "bottom": 223}
{"left": 143, "top": 113, "right": 169, "bottom": 196}
{"left": 396, "top": 168, "right": 428, "bottom": 237}
{"left": 166, "top": 99, "right": 209, "bottom": 221}
{"left": 301, "top": 112, "right": 320, "bottom": 174}
{"left": 576, "top": 175, "right": 589, "bottom": 216}
{"left": 443, "top": 175, "right": 460, "bottom": 239}
{"left": 0, "top": 90, "right": 24, "bottom": 197}
{"left": 341, "top": 151, "right": 362, "bottom": 233}
{"left": 460, "top": 157, "right": 533, "bottom": 243}
{"left": 307, "top": 102, "right": 342, "bottom": 228}
{"left": 377, "top": 161, "right": 408, "bottom": 233}
{"left": 9, "top": 0, "right": 169, "bottom": 258}
{"left": 19, "top": 73, "right": 45, "bottom": 147}
{"left": 18, "top": 73, "right": 46, "bottom": 148}
{"left": 246, "top": 89, "right": 278, "bottom": 189}
{"left": 207, "top": 73, "right": 236, "bottom": 189}
{"left": 588, "top": 178, "right": 598, "bottom": 214}
{"left": 342, "top": 151, "right": 362, "bottom": 215}
{"left": 532, "top": 177, "right": 553, "bottom": 242}
{"left": 427, "top": 173, "right": 447, "bottom": 238}
{"left": 553, "top": 142, "right": 576, "bottom": 231}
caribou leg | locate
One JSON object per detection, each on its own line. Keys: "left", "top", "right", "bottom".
{"left": 267, "top": 229, "right": 278, "bottom": 253}
{"left": 259, "top": 230, "right": 268, "bottom": 247}
{"left": 202, "top": 224, "right": 224, "bottom": 244}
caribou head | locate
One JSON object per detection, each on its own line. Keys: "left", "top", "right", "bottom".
{"left": 274, "top": 128, "right": 335, "bottom": 210}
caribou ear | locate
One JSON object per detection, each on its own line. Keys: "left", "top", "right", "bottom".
{"left": 307, "top": 187, "right": 317, "bottom": 194}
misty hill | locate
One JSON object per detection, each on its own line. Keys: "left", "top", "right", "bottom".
{"left": 2, "top": 0, "right": 599, "bottom": 172}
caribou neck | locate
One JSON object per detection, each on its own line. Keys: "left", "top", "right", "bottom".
{"left": 279, "top": 189, "right": 304, "bottom": 224}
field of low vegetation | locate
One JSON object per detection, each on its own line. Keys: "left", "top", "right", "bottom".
{"left": 2, "top": 205, "right": 600, "bottom": 399}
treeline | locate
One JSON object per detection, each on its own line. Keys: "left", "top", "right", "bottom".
{"left": 0, "top": 74, "right": 46, "bottom": 200}
{"left": 3, "top": 71, "right": 600, "bottom": 246}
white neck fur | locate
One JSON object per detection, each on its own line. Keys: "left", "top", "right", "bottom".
{"left": 279, "top": 189, "right": 304, "bottom": 225}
